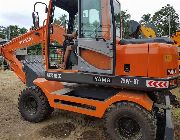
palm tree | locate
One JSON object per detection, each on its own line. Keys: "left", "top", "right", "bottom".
{"left": 140, "top": 14, "right": 152, "bottom": 25}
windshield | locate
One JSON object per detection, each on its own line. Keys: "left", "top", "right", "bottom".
{"left": 80, "top": 0, "right": 112, "bottom": 40}
{"left": 113, "top": 0, "right": 121, "bottom": 38}
{"left": 80, "top": 0, "right": 101, "bottom": 38}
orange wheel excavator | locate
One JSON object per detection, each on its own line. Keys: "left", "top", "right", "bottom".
{"left": 0, "top": 0, "right": 179, "bottom": 140}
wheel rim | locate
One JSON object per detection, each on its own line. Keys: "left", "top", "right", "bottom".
{"left": 23, "top": 96, "right": 38, "bottom": 115}
{"left": 116, "top": 117, "right": 142, "bottom": 139}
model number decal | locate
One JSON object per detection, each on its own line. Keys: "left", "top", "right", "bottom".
{"left": 120, "top": 78, "right": 139, "bottom": 85}
{"left": 46, "top": 73, "right": 62, "bottom": 79}
{"left": 93, "top": 76, "right": 112, "bottom": 83}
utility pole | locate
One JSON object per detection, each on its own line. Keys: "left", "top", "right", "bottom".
{"left": 168, "top": 15, "right": 171, "bottom": 37}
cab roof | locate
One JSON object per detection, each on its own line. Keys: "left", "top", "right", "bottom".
{"left": 53, "top": 0, "right": 78, "bottom": 14}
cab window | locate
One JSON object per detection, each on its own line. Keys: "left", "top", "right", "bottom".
{"left": 80, "top": 0, "right": 101, "bottom": 38}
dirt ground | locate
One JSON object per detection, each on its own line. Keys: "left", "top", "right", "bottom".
{"left": 0, "top": 70, "right": 179, "bottom": 140}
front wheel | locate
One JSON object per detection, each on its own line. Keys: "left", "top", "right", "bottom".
{"left": 105, "top": 102, "right": 157, "bottom": 140}
{"left": 18, "top": 87, "right": 54, "bottom": 123}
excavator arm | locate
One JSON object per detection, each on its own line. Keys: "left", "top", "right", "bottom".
{"left": 0, "top": 24, "right": 65, "bottom": 84}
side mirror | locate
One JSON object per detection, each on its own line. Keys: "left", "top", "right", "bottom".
{"left": 33, "top": 2, "right": 48, "bottom": 28}
{"left": 32, "top": 12, "right": 39, "bottom": 29}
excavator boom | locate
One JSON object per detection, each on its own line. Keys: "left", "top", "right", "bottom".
{"left": 0, "top": 24, "right": 65, "bottom": 83}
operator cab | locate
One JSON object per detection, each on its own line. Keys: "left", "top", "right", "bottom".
{"left": 46, "top": 0, "right": 78, "bottom": 70}
{"left": 47, "top": 0, "right": 121, "bottom": 75}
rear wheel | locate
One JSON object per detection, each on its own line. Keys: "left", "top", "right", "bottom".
{"left": 18, "top": 87, "right": 54, "bottom": 123}
{"left": 105, "top": 102, "right": 157, "bottom": 140}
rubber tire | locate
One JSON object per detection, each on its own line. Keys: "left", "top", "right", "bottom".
{"left": 105, "top": 102, "right": 157, "bottom": 140}
{"left": 18, "top": 87, "right": 54, "bottom": 123}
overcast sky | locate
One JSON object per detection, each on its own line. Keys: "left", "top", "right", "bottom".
{"left": 0, "top": 0, "right": 179, "bottom": 29}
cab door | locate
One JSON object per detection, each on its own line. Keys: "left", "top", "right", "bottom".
{"left": 76, "top": 0, "right": 115, "bottom": 74}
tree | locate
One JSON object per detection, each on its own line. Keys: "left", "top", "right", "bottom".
{"left": 19, "top": 27, "right": 28, "bottom": 35}
{"left": 54, "top": 14, "right": 68, "bottom": 26}
{"left": 0, "top": 26, "right": 10, "bottom": 39}
{"left": 140, "top": 14, "right": 152, "bottom": 25}
{"left": 0, "top": 28, "right": 6, "bottom": 39}
{"left": 0, "top": 25, "right": 28, "bottom": 40}
{"left": 152, "top": 4, "right": 179, "bottom": 37}
{"left": 27, "top": 44, "right": 42, "bottom": 55}
{"left": 8, "top": 25, "right": 19, "bottom": 39}
{"left": 54, "top": 18, "right": 61, "bottom": 25}
{"left": 121, "top": 10, "right": 131, "bottom": 39}
{"left": 7, "top": 25, "right": 28, "bottom": 40}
